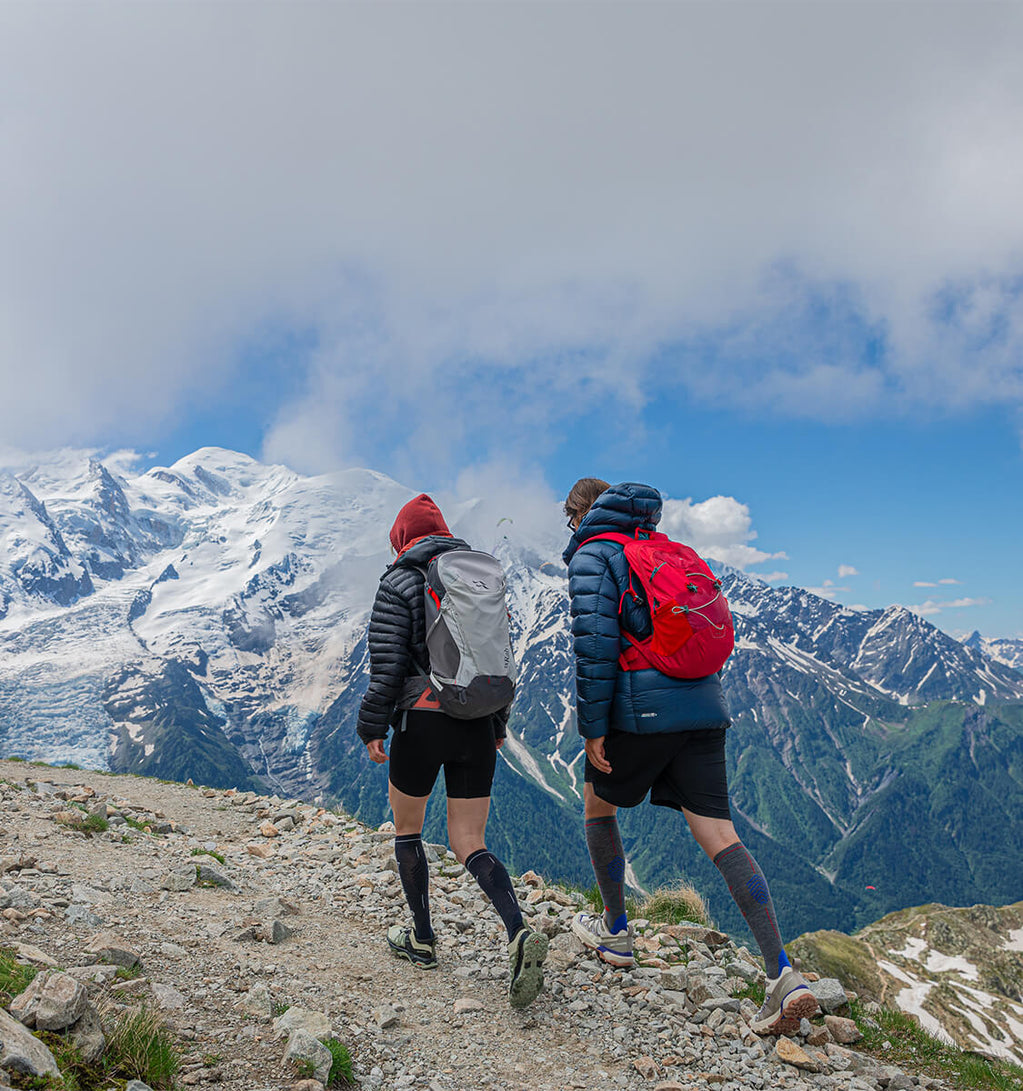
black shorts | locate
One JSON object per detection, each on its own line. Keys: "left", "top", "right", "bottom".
{"left": 584, "top": 728, "right": 731, "bottom": 819}
{"left": 388, "top": 709, "right": 497, "bottom": 799}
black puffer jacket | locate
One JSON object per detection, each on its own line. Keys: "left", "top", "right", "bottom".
{"left": 356, "top": 535, "right": 509, "bottom": 743}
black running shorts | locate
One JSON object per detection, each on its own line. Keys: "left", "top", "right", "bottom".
{"left": 388, "top": 709, "right": 497, "bottom": 799}
{"left": 584, "top": 728, "right": 731, "bottom": 818}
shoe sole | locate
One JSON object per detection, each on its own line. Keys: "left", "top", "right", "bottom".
{"left": 509, "top": 931, "right": 549, "bottom": 1008}
{"left": 569, "top": 918, "right": 634, "bottom": 968}
{"left": 751, "top": 989, "right": 819, "bottom": 1036}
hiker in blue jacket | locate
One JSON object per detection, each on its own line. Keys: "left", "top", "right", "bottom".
{"left": 563, "top": 477, "right": 818, "bottom": 1036}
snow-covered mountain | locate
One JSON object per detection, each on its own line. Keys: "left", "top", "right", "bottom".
{"left": 964, "top": 630, "right": 1023, "bottom": 674}
{"left": 2, "top": 448, "right": 1022, "bottom": 939}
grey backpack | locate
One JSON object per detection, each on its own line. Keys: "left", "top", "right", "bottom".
{"left": 415, "top": 550, "right": 516, "bottom": 719}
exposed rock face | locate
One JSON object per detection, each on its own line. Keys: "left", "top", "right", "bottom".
{"left": 792, "top": 901, "right": 1023, "bottom": 1064}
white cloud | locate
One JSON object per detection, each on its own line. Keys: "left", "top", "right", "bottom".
{"left": 938, "top": 578, "right": 962, "bottom": 585}
{"left": 659, "top": 496, "right": 786, "bottom": 571}
{"left": 805, "top": 581, "right": 852, "bottom": 601}
{"left": 914, "top": 581, "right": 938, "bottom": 588}
{"left": 905, "top": 597, "right": 991, "bottom": 617}
{"left": 838, "top": 564, "right": 859, "bottom": 578}
{"left": 2, "top": 4, "right": 1023, "bottom": 465}
{"left": 759, "top": 571, "right": 790, "bottom": 584}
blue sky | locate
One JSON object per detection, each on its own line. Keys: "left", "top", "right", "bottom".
{"left": 2, "top": 2, "right": 1022, "bottom": 638}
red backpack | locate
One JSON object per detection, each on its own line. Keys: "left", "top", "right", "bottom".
{"left": 582, "top": 531, "right": 735, "bottom": 678}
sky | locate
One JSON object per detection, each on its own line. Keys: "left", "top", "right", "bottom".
{"left": 1, "top": 2, "right": 1022, "bottom": 638}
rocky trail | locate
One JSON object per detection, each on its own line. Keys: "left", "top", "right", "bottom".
{"left": 1, "top": 760, "right": 948, "bottom": 1091}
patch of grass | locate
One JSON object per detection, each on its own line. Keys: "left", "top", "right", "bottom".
{"left": 641, "top": 881, "right": 712, "bottom": 927}
{"left": 851, "top": 1000, "right": 1023, "bottom": 1091}
{"left": 201, "top": 1052, "right": 222, "bottom": 1066}
{"left": 55, "top": 812, "right": 109, "bottom": 835}
{"left": 103, "top": 1004, "right": 180, "bottom": 1089}
{"left": 36, "top": 1032, "right": 90, "bottom": 1091}
{"left": 115, "top": 962, "right": 143, "bottom": 981}
{"left": 0, "top": 946, "right": 38, "bottom": 1003}
{"left": 272, "top": 999, "right": 291, "bottom": 1016}
{"left": 325, "top": 1037, "right": 354, "bottom": 1086}
{"left": 731, "top": 980, "right": 766, "bottom": 1007}
{"left": 123, "top": 816, "right": 155, "bottom": 834}
{"left": 190, "top": 847, "right": 226, "bottom": 865}
{"left": 582, "top": 883, "right": 640, "bottom": 920}
{"left": 5, "top": 755, "right": 27, "bottom": 762}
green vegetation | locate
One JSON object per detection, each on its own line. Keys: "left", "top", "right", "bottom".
{"left": 190, "top": 847, "right": 226, "bottom": 864}
{"left": 851, "top": 1000, "right": 1023, "bottom": 1091}
{"left": 325, "top": 1037, "right": 355, "bottom": 1086}
{"left": 0, "top": 945, "right": 38, "bottom": 1003}
{"left": 582, "top": 882, "right": 640, "bottom": 920}
{"left": 5, "top": 755, "right": 28, "bottom": 762}
{"left": 730, "top": 979, "right": 766, "bottom": 1007}
{"left": 103, "top": 1004, "right": 180, "bottom": 1089}
{"left": 641, "top": 881, "right": 712, "bottom": 927}
{"left": 124, "top": 816, "right": 155, "bottom": 834}
{"left": 114, "top": 962, "right": 143, "bottom": 981}
{"left": 54, "top": 812, "right": 108, "bottom": 835}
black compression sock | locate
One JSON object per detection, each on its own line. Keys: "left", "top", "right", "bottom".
{"left": 465, "top": 849, "right": 525, "bottom": 943}
{"left": 394, "top": 834, "right": 434, "bottom": 943}
{"left": 585, "top": 815, "right": 628, "bottom": 933}
{"left": 713, "top": 841, "right": 789, "bottom": 978}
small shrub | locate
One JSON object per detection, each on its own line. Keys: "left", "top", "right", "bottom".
{"left": 325, "top": 1037, "right": 354, "bottom": 1086}
{"left": 6, "top": 755, "right": 27, "bottom": 762}
{"left": 103, "top": 1005, "right": 179, "bottom": 1089}
{"left": 640, "top": 881, "right": 711, "bottom": 927}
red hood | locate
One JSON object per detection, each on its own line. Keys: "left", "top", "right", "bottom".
{"left": 389, "top": 494, "right": 452, "bottom": 556}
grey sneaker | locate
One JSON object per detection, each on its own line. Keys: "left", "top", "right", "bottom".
{"left": 570, "top": 911, "right": 634, "bottom": 968}
{"left": 387, "top": 925, "right": 438, "bottom": 970}
{"left": 507, "top": 927, "right": 548, "bottom": 1008}
{"left": 750, "top": 967, "right": 819, "bottom": 1035}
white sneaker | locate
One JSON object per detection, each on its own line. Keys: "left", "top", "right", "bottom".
{"left": 570, "top": 911, "right": 634, "bottom": 968}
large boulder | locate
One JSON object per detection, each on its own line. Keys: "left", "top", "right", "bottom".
{"left": 10, "top": 969, "right": 88, "bottom": 1030}
{"left": 0, "top": 1007, "right": 61, "bottom": 1078}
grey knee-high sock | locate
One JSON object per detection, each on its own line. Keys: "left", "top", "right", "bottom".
{"left": 585, "top": 815, "right": 628, "bottom": 933}
{"left": 465, "top": 849, "right": 524, "bottom": 942}
{"left": 713, "top": 841, "right": 789, "bottom": 978}
{"left": 394, "top": 834, "right": 434, "bottom": 943}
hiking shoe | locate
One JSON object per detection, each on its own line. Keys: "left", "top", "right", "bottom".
{"left": 570, "top": 911, "right": 634, "bottom": 968}
{"left": 507, "top": 927, "right": 549, "bottom": 1009}
{"left": 750, "top": 967, "right": 819, "bottom": 1035}
{"left": 387, "top": 924, "right": 438, "bottom": 970}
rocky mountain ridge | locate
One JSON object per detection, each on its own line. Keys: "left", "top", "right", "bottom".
{"left": 0, "top": 759, "right": 994, "bottom": 1091}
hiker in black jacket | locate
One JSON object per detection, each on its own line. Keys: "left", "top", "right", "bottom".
{"left": 356, "top": 493, "right": 548, "bottom": 1008}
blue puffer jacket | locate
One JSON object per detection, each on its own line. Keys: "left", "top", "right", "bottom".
{"left": 563, "top": 482, "right": 732, "bottom": 739}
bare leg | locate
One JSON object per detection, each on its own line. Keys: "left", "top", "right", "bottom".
{"left": 446, "top": 795, "right": 491, "bottom": 862}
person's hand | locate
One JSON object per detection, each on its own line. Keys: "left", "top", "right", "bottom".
{"left": 366, "top": 739, "right": 388, "bottom": 764}
{"left": 495, "top": 737, "right": 505, "bottom": 750}
{"left": 584, "top": 735, "right": 612, "bottom": 774}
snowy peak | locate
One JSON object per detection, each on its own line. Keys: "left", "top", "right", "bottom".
{"left": 0, "top": 471, "right": 93, "bottom": 612}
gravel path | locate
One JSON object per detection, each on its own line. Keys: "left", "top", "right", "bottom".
{"left": 0, "top": 760, "right": 945, "bottom": 1091}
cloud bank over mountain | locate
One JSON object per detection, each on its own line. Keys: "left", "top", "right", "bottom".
{"left": 2, "top": 3, "right": 1023, "bottom": 472}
